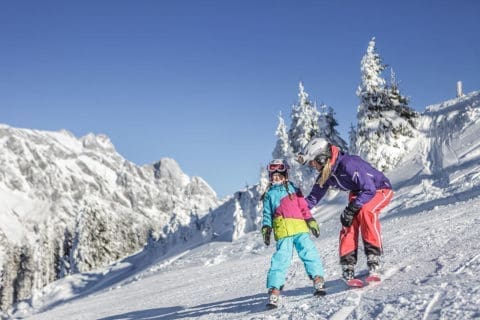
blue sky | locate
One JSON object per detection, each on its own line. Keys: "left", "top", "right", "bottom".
{"left": 1, "top": 1, "right": 479, "bottom": 198}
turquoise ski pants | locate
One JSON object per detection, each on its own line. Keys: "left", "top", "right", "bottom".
{"left": 266, "top": 232, "right": 324, "bottom": 289}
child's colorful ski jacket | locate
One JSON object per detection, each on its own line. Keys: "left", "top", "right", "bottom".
{"left": 262, "top": 182, "right": 313, "bottom": 240}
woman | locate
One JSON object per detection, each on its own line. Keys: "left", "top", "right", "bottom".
{"left": 297, "top": 138, "right": 393, "bottom": 282}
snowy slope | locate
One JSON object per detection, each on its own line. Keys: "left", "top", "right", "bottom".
{"left": 8, "top": 91, "right": 480, "bottom": 319}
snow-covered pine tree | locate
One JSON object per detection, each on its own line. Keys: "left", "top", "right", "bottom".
{"left": 269, "top": 110, "right": 299, "bottom": 188}
{"left": 68, "top": 203, "right": 141, "bottom": 273}
{"left": 56, "top": 228, "right": 75, "bottom": 278}
{"left": 12, "top": 244, "right": 34, "bottom": 304}
{"left": 352, "top": 37, "right": 388, "bottom": 159}
{"left": 289, "top": 82, "right": 320, "bottom": 154}
{"left": 0, "top": 242, "right": 36, "bottom": 309}
{"left": 317, "top": 104, "right": 348, "bottom": 151}
{"left": 356, "top": 37, "right": 388, "bottom": 102}
{"left": 353, "top": 37, "right": 419, "bottom": 171}
{"left": 258, "top": 168, "right": 270, "bottom": 195}
{"left": 388, "top": 68, "right": 419, "bottom": 128}
{"left": 270, "top": 82, "right": 345, "bottom": 194}
{"left": 349, "top": 123, "right": 357, "bottom": 152}
{"left": 272, "top": 112, "right": 292, "bottom": 160}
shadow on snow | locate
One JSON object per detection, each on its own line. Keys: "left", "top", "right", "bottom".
{"left": 96, "top": 293, "right": 266, "bottom": 320}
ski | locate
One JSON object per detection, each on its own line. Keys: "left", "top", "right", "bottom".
{"left": 345, "top": 278, "right": 365, "bottom": 288}
{"left": 344, "top": 273, "right": 381, "bottom": 289}
{"left": 365, "top": 274, "right": 381, "bottom": 283}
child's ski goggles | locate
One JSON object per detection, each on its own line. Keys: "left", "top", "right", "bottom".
{"left": 267, "top": 163, "right": 287, "bottom": 172}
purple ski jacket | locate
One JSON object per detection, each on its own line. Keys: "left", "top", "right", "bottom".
{"left": 306, "top": 148, "right": 392, "bottom": 209}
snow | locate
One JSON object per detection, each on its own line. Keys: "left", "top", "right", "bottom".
{"left": 7, "top": 91, "right": 480, "bottom": 320}
{"left": 17, "top": 196, "right": 480, "bottom": 320}
{"left": 0, "top": 187, "right": 49, "bottom": 244}
{"left": 0, "top": 124, "right": 220, "bottom": 311}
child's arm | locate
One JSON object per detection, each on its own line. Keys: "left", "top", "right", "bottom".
{"left": 262, "top": 194, "right": 273, "bottom": 227}
{"left": 261, "top": 194, "right": 274, "bottom": 245}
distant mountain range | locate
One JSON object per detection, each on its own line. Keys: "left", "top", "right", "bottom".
{"left": 0, "top": 127, "right": 218, "bottom": 310}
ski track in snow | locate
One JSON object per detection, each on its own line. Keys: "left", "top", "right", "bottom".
{"left": 422, "top": 291, "right": 441, "bottom": 320}
{"left": 330, "top": 267, "right": 399, "bottom": 320}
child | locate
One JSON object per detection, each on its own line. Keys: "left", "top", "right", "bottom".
{"left": 261, "top": 159, "right": 325, "bottom": 308}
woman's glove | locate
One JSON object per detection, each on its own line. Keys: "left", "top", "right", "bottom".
{"left": 340, "top": 202, "right": 361, "bottom": 227}
{"left": 306, "top": 218, "right": 320, "bottom": 238}
{"left": 261, "top": 226, "right": 272, "bottom": 246}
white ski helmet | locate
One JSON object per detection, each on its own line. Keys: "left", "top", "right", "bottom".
{"left": 297, "top": 138, "right": 331, "bottom": 165}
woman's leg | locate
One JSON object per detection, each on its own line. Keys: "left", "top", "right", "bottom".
{"left": 359, "top": 189, "right": 393, "bottom": 255}
{"left": 339, "top": 218, "right": 360, "bottom": 265}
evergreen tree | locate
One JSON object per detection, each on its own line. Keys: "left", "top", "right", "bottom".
{"left": 269, "top": 82, "right": 346, "bottom": 193}
{"left": 388, "top": 68, "right": 419, "bottom": 128}
{"left": 69, "top": 204, "right": 140, "bottom": 273}
{"left": 352, "top": 37, "right": 388, "bottom": 157}
{"left": 289, "top": 82, "right": 320, "bottom": 154}
{"left": 388, "top": 69, "right": 407, "bottom": 106}
{"left": 353, "top": 37, "right": 419, "bottom": 171}
{"left": 355, "top": 37, "right": 390, "bottom": 118}
{"left": 272, "top": 112, "right": 292, "bottom": 160}
{"left": 348, "top": 123, "right": 357, "bottom": 153}
{"left": 317, "top": 104, "right": 348, "bottom": 151}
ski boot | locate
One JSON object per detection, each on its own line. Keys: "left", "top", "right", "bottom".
{"left": 266, "top": 288, "right": 281, "bottom": 309}
{"left": 341, "top": 264, "right": 355, "bottom": 281}
{"left": 366, "top": 254, "right": 381, "bottom": 282}
{"left": 342, "top": 264, "right": 363, "bottom": 288}
{"left": 313, "top": 275, "right": 326, "bottom": 296}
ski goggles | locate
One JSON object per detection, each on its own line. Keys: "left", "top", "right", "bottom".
{"left": 297, "top": 154, "right": 328, "bottom": 167}
{"left": 314, "top": 154, "right": 329, "bottom": 166}
{"left": 267, "top": 163, "right": 287, "bottom": 172}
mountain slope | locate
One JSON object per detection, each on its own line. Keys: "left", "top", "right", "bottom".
{"left": 7, "top": 90, "right": 480, "bottom": 319}
{"left": 25, "top": 196, "right": 479, "bottom": 320}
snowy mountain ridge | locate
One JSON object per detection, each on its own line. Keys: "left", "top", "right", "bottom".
{"left": 0, "top": 125, "right": 220, "bottom": 310}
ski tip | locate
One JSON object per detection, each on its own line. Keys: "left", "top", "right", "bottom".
{"left": 365, "top": 275, "right": 381, "bottom": 283}
{"left": 346, "top": 278, "right": 365, "bottom": 288}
